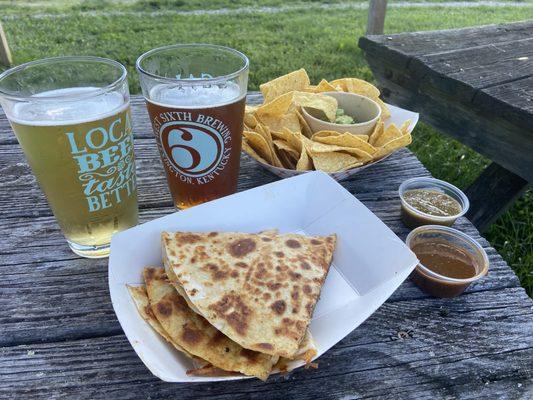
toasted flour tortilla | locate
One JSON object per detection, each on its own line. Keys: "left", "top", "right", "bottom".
{"left": 164, "top": 261, "right": 202, "bottom": 315}
{"left": 127, "top": 284, "right": 202, "bottom": 362}
{"left": 143, "top": 267, "right": 277, "bottom": 380}
{"left": 162, "top": 230, "right": 336, "bottom": 358}
{"left": 165, "top": 261, "right": 318, "bottom": 369}
{"left": 164, "top": 229, "right": 279, "bottom": 316}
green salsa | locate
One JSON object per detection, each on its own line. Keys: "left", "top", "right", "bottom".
{"left": 403, "top": 189, "right": 462, "bottom": 217}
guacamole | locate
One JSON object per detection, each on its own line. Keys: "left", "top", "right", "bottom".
{"left": 334, "top": 108, "right": 355, "bottom": 124}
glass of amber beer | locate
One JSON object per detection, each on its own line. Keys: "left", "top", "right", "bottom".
{"left": 136, "top": 44, "right": 249, "bottom": 209}
{"left": 0, "top": 57, "right": 138, "bottom": 258}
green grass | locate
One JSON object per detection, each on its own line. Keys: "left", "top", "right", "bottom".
{"left": 1, "top": 3, "right": 531, "bottom": 294}
{"left": 1, "top": 0, "right": 527, "bottom": 15}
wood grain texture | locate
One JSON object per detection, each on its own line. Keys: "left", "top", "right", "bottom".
{"left": 360, "top": 20, "right": 533, "bottom": 64}
{"left": 0, "top": 206, "right": 523, "bottom": 348}
{"left": 0, "top": 22, "right": 12, "bottom": 67}
{"left": 359, "top": 22, "right": 533, "bottom": 183}
{"left": 465, "top": 162, "right": 529, "bottom": 232}
{"left": 366, "top": 0, "right": 387, "bottom": 35}
{"left": 1, "top": 287, "right": 531, "bottom": 399}
{"left": 0, "top": 94, "right": 532, "bottom": 399}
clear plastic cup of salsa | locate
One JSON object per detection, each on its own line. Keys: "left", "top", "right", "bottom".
{"left": 399, "top": 177, "right": 469, "bottom": 229}
{"left": 406, "top": 225, "right": 489, "bottom": 298}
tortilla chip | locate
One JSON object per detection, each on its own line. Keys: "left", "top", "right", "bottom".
{"left": 301, "top": 85, "right": 318, "bottom": 93}
{"left": 278, "top": 148, "right": 297, "bottom": 169}
{"left": 305, "top": 139, "right": 373, "bottom": 162}
{"left": 292, "top": 91, "right": 337, "bottom": 122}
{"left": 296, "top": 145, "right": 312, "bottom": 170}
{"left": 328, "top": 78, "right": 348, "bottom": 91}
{"left": 260, "top": 69, "right": 310, "bottom": 103}
{"left": 343, "top": 78, "right": 381, "bottom": 98}
{"left": 255, "top": 124, "right": 283, "bottom": 168}
{"left": 273, "top": 139, "right": 299, "bottom": 159}
{"left": 368, "top": 121, "right": 384, "bottom": 146}
{"left": 372, "top": 123, "right": 403, "bottom": 148}
{"left": 313, "top": 133, "right": 377, "bottom": 155}
{"left": 258, "top": 111, "right": 301, "bottom": 134}
{"left": 311, "top": 152, "right": 362, "bottom": 173}
{"left": 374, "top": 97, "right": 391, "bottom": 120}
{"left": 242, "top": 139, "right": 268, "bottom": 164}
{"left": 315, "top": 79, "right": 338, "bottom": 93}
{"left": 244, "top": 113, "right": 258, "bottom": 129}
{"left": 279, "top": 128, "right": 304, "bottom": 152}
{"left": 245, "top": 105, "right": 258, "bottom": 114}
{"left": 400, "top": 119, "right": 412, "bottom": 134}
{"left": 296, "top": 110, "right": 313, "bottom": 138}
{"left": 256, "top": 91, "right": 294, "bottom": 116}
{"left": 311, "top": 130, "right": 342, "bottom": 140}
{"left": 289, "top": 133, "right": 312, "bottom": 170}
{"left": 375, "top": 133, "right": 412, "bottom": 159}
{"left": 271, "top": 128, "right": 291, "bottom": 142}
{"left": 243, "top": 130, "right": 272, "bottom": 163}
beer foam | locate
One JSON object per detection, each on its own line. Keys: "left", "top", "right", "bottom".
{"left": 148, "top": 82, "right": 242, "bottom": 108}
{"left": 10, "top": 87, "right": 126, "bottom": 126}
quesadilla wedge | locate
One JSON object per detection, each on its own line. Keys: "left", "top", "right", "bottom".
{"left": 186, "top": 331, "right": 318, "bottom": 377}
{"left": 186, "top": 364, "right": 240, "bottom": 377}
{"left": 164, "top": 262, "right": 319, "bottom": 369}
{"left": 162, "top": 230, "right": 336, "bottom": 359}
{"left": 144, "top": 267, "right": 277, "bottom": 380}
{"left": 127, "top": 284, "right": 203, "bottom": 363}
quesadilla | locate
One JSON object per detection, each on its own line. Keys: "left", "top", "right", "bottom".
{"left": 143, "top": 267, "right": 278, "bottom": 380}
{"left": 127, "top": 284, "right": 203, "bottom": 363}
{"left": 162, "top": 230, "right": 336, "bottom": 359}
{"left": 186, "top": 364, "right": 240, "bottom": 377}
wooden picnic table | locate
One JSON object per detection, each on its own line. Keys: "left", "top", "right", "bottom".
{"left": 1, "top": 93, "right": 532, "bottom": 399}
{"left": 359, "top": 20, "right": 533, "bottom": 232}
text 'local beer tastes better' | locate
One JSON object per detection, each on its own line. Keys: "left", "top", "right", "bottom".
{"left": 145, "top": 83, "right": 245, "bottom": 209}
{"left": 7, "top": 87, "right": 138, "bottom": 255}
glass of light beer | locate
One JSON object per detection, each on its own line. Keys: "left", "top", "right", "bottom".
{"left": 0, "top": 57, "right": 138, "bottom": 258}
{"left": 136, "top": 44, "right": 249, "bottom": 209}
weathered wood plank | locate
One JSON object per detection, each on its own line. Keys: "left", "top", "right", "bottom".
{"left": 0, "top": 199, "right": 523, "bottom": 348}
{"left": 366, "top": 0, "right": 387, "bottom": 36}
{"left": 359, "top": 24, "right": 533, "bottom": 134}
{"left": 408, "top": 38, "right": 533, "bottom": 103}
{"left": 363, "top": 56, "right": 533, "bottom": 183}
{"left": 0, "top": 110, "right": 525, "bottom": 348}
{"left": 0, "top": 198, "right": 511, "bottom": 269}
{"left": 0, "top": 146, "right": 427, "bottom": 219}
{"left": 0, "top": 22, "right": 12, "bottom": 67}
{"left": 359, "top": 21, "right": 533, "bottom": 68}
{"left": 0, "top": 93, "right": 264, "bottom": 145}
{"left": 465, "top": 162, "right": 530, "bottom": 232}
{"left": 475, "top": 75, "right": 533, "bottom": 129}
{"left": 1, "top": 287, "right": 531, "bottom": 399}
{"left": 1, "top": 90, "right": 531, "bottom": 399}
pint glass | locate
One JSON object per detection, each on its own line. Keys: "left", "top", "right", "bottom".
{"left": 0, "top": 57, "right": 138, "bottom": 258}
{"left": 136, "top": 44, "right": 249, "bottom": 209}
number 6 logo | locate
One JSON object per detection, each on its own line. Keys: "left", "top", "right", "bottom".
{"left": 160, "top": 121, "right": 225, "bottom": 178}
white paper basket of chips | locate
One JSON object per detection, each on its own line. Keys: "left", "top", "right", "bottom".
{"left": 247, "top": 103, "right": 419, "bottom": 181}
{"left": 241, "top": 70, "right": 419, "bottom": 181}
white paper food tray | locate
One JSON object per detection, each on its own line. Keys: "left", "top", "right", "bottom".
{"left": 109, "top": 171, "right": 418, "bottom": 382}
{"left": 249, "top": 103, "right": 419, "bottom": 181}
